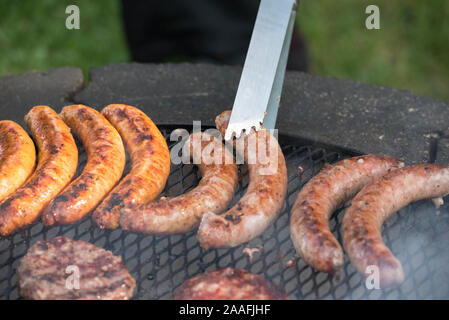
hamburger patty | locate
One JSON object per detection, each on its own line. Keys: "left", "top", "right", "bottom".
{"left": 18, "top": 236, "right": 136, "bottom": 300}
{"left": 173, "top": 268, "right": 288, "bottom": 300}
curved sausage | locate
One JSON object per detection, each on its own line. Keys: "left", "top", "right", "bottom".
{"left": 119, "top": 131, "right": 238, "bottom": 234}
{"left": 342, "top": 164, "right": 449, "bottom": 287}
{"left": 174, "top": 268, "right": 288, "bottom": 300}
{"left": 0, "top": 121, "right": 36, "bottom": 202}
{"left": 290, "top": 155, "right": 404, "bottom": 274}
{"left": 42, "top": 105, "right": 125, "bottom": 225}
{"left": 197, "top": 110, "right": 288, "bottom": 249}
{"left": 92, "top": 104, "right": 170, "bottom": 229}
{"left": 0, "top": 106, "right": 78, "bottom": 236}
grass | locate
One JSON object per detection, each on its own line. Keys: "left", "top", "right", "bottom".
{"left": 298, "top": 0, "right": 449, "bottom": 102}
{"left": 1, "top": 1, "right": 448, "bottom": 102}
{"left": 0, "top": 0, "right": 129, "bottom": 79}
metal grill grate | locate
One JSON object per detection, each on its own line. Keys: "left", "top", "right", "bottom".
{"left": 1, "top": 126, "right": 449, "bottom": 300}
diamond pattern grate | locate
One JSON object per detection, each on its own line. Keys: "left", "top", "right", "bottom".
{"left": 0, "top": 126, "right": 448, "bottom": 300}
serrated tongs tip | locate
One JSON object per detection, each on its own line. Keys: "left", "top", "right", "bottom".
{"left": 224, "top": 119, "right": 264, "bottom": 141}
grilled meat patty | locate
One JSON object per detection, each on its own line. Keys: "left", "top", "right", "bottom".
{"left": 18, "top": 236, "right": 136, "bottom": 300}
{"left": 173, "top": 268, "right": 288, "bottom": 300}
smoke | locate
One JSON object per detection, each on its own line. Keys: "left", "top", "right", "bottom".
{"left": 334, "top": 199, "right": 449, "bottom": 299}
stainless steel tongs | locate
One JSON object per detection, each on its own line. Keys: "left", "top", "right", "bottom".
{"left": 225, "top": 0, "right": 298, "bottom": 140}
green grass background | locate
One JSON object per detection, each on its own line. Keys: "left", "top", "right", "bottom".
{"left": 1, "top": 1, "right": 448, "bottom": 102}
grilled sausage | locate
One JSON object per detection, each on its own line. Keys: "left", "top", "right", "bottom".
{"left": 197, "top": 110, "right": 288, "bottom": 249}
{"left": 342, "top": 164, "right": 449, "bottom": 288}
{"left": 0, "top": 106, "right": 78, "bottom": 236}
{"left": 173, "top": 268, "right": 288, "bottom": 300}
{"left": 290, "top": 155, "right": 404, "bottom": 274}
{"left": 119, "top": 131, "right": 238, "bottom": 234}
{"left": 0, "top": 121, "right": 36, "bottom": 202}
{"left": 92, "top": 104, "right": 170, "bottom": 229}
{"left": 42, "top": 105, "right": 125, "bottom": 225}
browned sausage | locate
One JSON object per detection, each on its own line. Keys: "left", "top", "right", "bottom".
{"left": 173, "top": 268, "right": 288, "bottom": 300}
{"left": 0, "top": 121, "right": 36, "bottom": 202}
{"left": 197, "top": 110, "right": 288, "bottom": 249}
{"left": 342, "top": 163, "right": 449, "bottom": 287}
{"left": 42, "top": 105, "right": 125, "bottom": 225}
{"left": 290, "top": 155, "right": 404, "bottom": 274}
{"left": 92, "top": 104, "right": 170, "bottom": 229}
{"left": 119, "top": 131, "right": 238, "bottom": 234}
{"left": 0, "top": 106, "right": 78, "bottom": 236}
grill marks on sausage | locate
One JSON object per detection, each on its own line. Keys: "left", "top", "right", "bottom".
{"left": 0, "top": 106, "right": 78, "bottom": 236}
{"left": 41, "top": 105, "right": 125, "bottom": 226}
{"left": 140, "top": 134, "right": 153, "bottom": 141}
{"left": 119, "top": 131, "right": 238, "bottom": 234}
{"left": 113, "top": 107, "right": 155, "bottom": 146}
{"left": 92, "top": 104, "right": 170, "bottom": 230}
{"left": 225, "top": 213, "right": 244, "bottom": 225}
{"left": 105, "top": 193, "right": 122, "bottom": 211}
{"left": 115, "top": 109, "right": 128, "bottom": 120}
{"left": 50, "top": 183, "right": 89, "bottom": 209}
{"left": 18, "top": 236, "right": 136, "bottom": 300}
{"left": 0, "top": 121, "right": 36, "bottom": 202}
{"left": 49, "top": 144, "right": 64, "bottom": 155}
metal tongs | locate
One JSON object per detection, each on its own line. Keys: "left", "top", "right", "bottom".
{"left": 225, "top": 0, "right": 298, "bottom": 140}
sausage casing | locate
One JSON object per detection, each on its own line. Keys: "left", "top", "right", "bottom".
{"left": 342, "top": 164, "right": 449, "bottom": 287}
{"left": 119, "top": 131, "right": 238, "bottom": 234}
{"left": 290, "top": 155, "right": 403, "bottom": 273}
{"left": 92, "top": 104, "right": 170, "bottom": 229}
{"left": 197, "top": 110, "right": 288, "bottom": 249}
{"left": 0, "top": 121, "right": 36, "bottom": 202}
{"left": 42, "top": 105, "right": 126, "bottom": 225}
{"left": 0, "top": 106, "right": 78, "bottom": 236}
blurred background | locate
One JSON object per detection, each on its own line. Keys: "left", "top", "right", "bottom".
{"left": 1, "top": 0, "right": 448, "bottom": 102}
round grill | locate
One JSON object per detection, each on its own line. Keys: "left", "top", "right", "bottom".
{"left": 1, "top": 126, "right": 448, "bottom": 300}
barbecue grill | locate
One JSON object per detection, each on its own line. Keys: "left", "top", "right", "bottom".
{"left": 1, "top": 63, "right": 449, "bottom": 300}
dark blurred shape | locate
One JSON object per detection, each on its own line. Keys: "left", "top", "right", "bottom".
{"left": 120, "top": 0, "right": 307, "bottom": 71}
